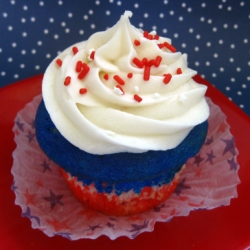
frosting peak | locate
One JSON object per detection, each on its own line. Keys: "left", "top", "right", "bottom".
{"left": 42, "top": 11, "right": 209, "bottom": 154}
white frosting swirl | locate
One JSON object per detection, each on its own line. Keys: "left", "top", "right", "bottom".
{"left": 42, "top": 11, "right": 209, "bottom": 154}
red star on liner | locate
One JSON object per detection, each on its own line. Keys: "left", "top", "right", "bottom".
{"left": 170, "top": 208, "right": 180, "bottom": 216}
{"left": 78, "top": 207, "right": 100, "bottom": 220}
{"left": 149, "top": 220, "right": 155, "bottom": 228}
{"left": 217, "top": 121, "right": 228, "bottom": 133}
{"left": 36, "top": 179, "right": 43, "bottom": 188}
{"left": 188, "top": 200, "right": 205, "bottom": 208}
{"left": 160, "top": 214, "right": 168, "bottom": 220}
{"left": 195, "top": 168, "right": 202, "bottom": 177}
{"left": 14, "top": 128, "right": 20, "bottom": 136}
{"left": 87, "top": 231, "right": 95, "bottom": 236}
{"left": 24, "top": 189, "right": 36, "bottom": 205}
{"left": 46, "top": 216, "right": 71, "bottom": 232}
{"left": 179, "top": 195, "right": 189, "bottom": 201}
{"left": 86, "top": 231, "right": 95, "bottom": 237}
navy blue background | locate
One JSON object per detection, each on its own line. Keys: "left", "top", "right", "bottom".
{"left": 1, "top": 0, "right": 249, "bottom": 115}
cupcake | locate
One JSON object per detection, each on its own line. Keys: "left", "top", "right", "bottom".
{"left": 35, "top": 11, "right": 209, "bottom": 216}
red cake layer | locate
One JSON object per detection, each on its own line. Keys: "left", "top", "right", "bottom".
{"left": 61, "top": 169, "right": 182, "bottom": 216}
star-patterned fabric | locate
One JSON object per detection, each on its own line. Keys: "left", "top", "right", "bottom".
{"left": 11, "top": 94, "right": 240, "bottom": 240}
{"left": 0, "top": 0, "right": 250, "bottom": 115}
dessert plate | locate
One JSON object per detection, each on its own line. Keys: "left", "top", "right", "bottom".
{"left": 1, "top": 74, "right": 250, "bottom": 249}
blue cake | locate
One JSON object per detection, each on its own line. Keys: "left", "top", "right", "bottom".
{"left": 36, "top": 100, "right": 208, "bottom": 194}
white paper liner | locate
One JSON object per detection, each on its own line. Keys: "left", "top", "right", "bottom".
{"left": 11, "top": 95, "right": 240, "bottom": 240}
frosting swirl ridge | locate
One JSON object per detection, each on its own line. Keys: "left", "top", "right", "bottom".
{"left": 42, "top": 11, "right": 209, "bottom": 154}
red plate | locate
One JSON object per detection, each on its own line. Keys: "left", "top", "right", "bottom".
{"left": 1, "top": 74, "right": 250, "bottom": 250}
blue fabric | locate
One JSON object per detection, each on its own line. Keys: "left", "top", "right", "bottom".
{"left": 0, "top": 0, "right": 249, "bottom": 115}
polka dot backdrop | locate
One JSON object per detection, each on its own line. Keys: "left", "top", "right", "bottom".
{"left": 1, "top": 0, "right": 250, "bottom": 115}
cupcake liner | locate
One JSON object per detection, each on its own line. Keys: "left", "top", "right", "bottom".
{"left": 11, "top": 95, "right": 240, "bottom": 240}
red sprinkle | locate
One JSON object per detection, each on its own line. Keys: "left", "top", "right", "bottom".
{"left": 113, "top": 75, "right": 125, "bottom": 85}
{"left": 78, "top": 63, "right": 90, "bottom": 79}
{"left": 115, "top": 85, "right": 124, "bottom": 94}
{"left": 104, "top": 73, "right": 109, "bottom": 80}
{"left": 82, "top": 63, "right": 89, "bottom": 70}
{"left": 154, "top": 56, "right": 162, "bottom": 67}
{"left": 143, "top": 66, "right": 151, "bottom": 81}
{"left": 79, "top": 88, "right": 87, "bottom": 94}
{"left": 127, "top": 72, "right": 133, "bottom": 78}
{"left": 72, "top": 46, "right": 78, "bottom": 55}
{"left": 158, "top": 43, "right": 165, "bottom": 49}
{"left": 56, "top": 58, "right": 62, "bottom": 67}
{"left": 132, "top": 57, "right": 144, "bottom": 68}
{"left": 163, "top": 73, "right": 172, "bottom": 84}
{"left": 164, "top": 42, "right": 177, "bottom": 52}
{"left": 146, "top": 59, "right": 155, "bottom": 67}
{"left": 134, "top": 39, "right": 141, "bottom": 46}
{"left": 134, "top": 94, "right": 143, "bottom": 103}
{"left": 154, "top": 34, "right": 160, "bottom": 40}
{"left": 143, "top": 30, "right": 149, "bottom": 38}
{"left": 176, "top": 68, "right": 182, "bottom": 74}
{"left": 142, "top": 58, "right": 148, "bottom": 65}
{"left": 147, "top": 34, "right": 153, "bottom": 40}
{"left": 76, "top": 61, "right": 83, "bottom": 72}
{"left": 143, "top": 30, "right": 159, "bottom": 40}
{"left": 90, "top": 51, "right": 95, "bottom": 60}
{"left": 64, "top": 76, "right": 71, "bottom": 86}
